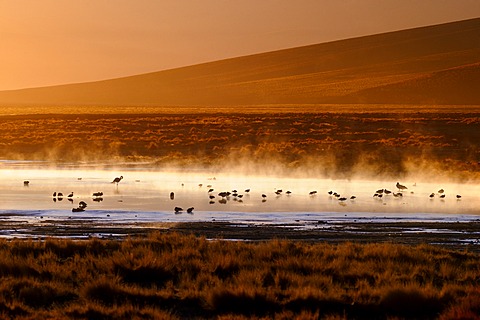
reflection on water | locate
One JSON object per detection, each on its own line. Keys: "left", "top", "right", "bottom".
{"left": 0, "top": 161, "right": 479, "bottom": 227}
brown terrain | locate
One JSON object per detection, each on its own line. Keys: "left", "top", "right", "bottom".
{"left": 0, "top": 19, "right": 479, "bottom": 319}
{"left": 0, "top": 18, "right": 478, "bottom": 182}
{"left": 0, "top": 108, "right": 478, "bottom": 180}
{"left": 0, "top": 18, "right": 478, "bottom": 107}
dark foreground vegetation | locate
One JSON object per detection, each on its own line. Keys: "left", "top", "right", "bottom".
{"left": 0, "top": 233, "right": 478, "bottom": 319}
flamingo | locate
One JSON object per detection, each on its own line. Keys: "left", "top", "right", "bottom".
{"left": 111, "top": 176, "right": 123, "bottom": 184}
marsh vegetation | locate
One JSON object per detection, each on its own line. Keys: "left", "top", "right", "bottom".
{"left": 0, "top": 233, "right": 478, "bottom": 319}
{"left": 0, "top": 108, "right": 479, "bottom": 181}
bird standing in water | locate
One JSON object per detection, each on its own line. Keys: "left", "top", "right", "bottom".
{"left": 111, "top": 176, "right": 123, "bottom": 184}
{"left": 396, "top": 182, "right": 408, "bottom": 192}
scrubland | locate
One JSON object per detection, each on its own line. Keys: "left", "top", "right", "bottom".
{"left": 0, "top": 232, "right": 478, "bottom": 319}
{"left": 0, "top": 108, "right": 478, "bottom": 181}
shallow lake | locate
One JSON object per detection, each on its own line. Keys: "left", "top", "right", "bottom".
{"left": 0, "top": 160, "right": 478, "bottom": 230}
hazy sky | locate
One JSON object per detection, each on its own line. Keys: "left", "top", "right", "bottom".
{"left": 0, "top": 0, "right": 479, "bottom": 90}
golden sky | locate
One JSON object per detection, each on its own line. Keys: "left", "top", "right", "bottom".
{"left": 0, "top": 0, "right": 479, "bottom": 90}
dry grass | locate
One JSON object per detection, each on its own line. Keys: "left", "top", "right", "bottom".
{"left": 0, "top": 111, "right": 478, "bottom": 180}
{"left": 0, "top": 233, "right": 478, "bottom": 319}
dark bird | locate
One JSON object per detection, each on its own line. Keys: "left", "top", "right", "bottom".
{"left": 350, "top": 196, "right": 356, "bottom": 200}
{"left": 286, "top": 191, "right": 292, "bottom": 195}
{"left": 93, "top": 192, "right": 103, "bottom": 197}
{"left": 245, "top": 189, "right": 250, "bottom": 193}
{"left": 79, "top": 201, "right": 87, "bottom": 208}
{"left": 396, "top": 182, "right": 408, "bottom": 191}
{"left": 262, "top": 194, "right": 267, "bottom": 198}
{"left": 393, "top": 192, "right": 403, "bottom": 197}
{"left": 209, "top": 195, "right": 215, "bottom": 199}
{"left": 208, "top": 188, "right": 214, "bottom": 193}
{"left": 170, "top": 192, "right": 175, "bottom": 200}
{"left": 52, "top": 192, "right": 56, "bottom": 197}
{"left": 429, "top": 193, "right": 435, "bottom": 198}
{"left": 440, "top": 194, "right": 446, "bottom": 199}
{"left": 384, "top": 189, "right": 392, "bottom": 195}
{"left": 111, "top": 176, "right": 123, "bottom": 184}
{"left": 23, "top": 181, "right": 29, "bottom": 186}
{"left": 174, "top": 207, "right": 183, "bottom": 213}
{"left": 338, "top": 197, "right": 347, "bottom": 201}
{"left": 328, "top": 191, "right": 333, "bottom": 195}
{"left": 376, "top": 189, "right": 384, "bottom": 194}
{"left": 456, "top": 195, "right": 462, "bottom": 199}
{"left": 309, "top": 191, "right": 317, "bottom": 195}
{"left": 72, "top": 207, "right": 85, "bottom": 212}
{"left": 68, "top": 192, "right": 74, "bottom": 198}
{"left": 187, "top": 207, "right": 194, "bottom": 213}
{"left": 438, "top": 189, "right": 445, "bottom": 194}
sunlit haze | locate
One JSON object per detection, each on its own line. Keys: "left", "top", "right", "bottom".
{"left": 0, "top": 0, "right": 479, "bottom": 90}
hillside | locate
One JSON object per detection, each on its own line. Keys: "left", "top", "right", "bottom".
{"left": 0, "top": 18, "right": 479, "bottom": 107}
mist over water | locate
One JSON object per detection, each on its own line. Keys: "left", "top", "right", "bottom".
{"left": 0, "top": 160, "right": 478, "bottom": 229}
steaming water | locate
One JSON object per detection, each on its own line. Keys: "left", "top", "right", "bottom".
{"left": 0, "top": 160, "right": 479, "bottom": 237}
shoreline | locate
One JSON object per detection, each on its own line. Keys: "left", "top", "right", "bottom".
{"left": 1, "top": 219, "right": 478, "bottom": 252}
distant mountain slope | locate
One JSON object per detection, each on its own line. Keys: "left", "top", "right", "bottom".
{"left": 0, "top": 18, "right": 479, "bottom": 107}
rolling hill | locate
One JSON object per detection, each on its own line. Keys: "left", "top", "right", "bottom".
{"left": 0, "top": 18, "right": 479, "bottom": 107}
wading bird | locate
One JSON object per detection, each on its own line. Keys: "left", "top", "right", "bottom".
{"left": 187, "top": 207, "right": 194, "bottom": 214}
{"left": 111, "top": 176, "right": 123, "bottom": 184}
{"left": 396, "top": 182, "right": 408, "bottom": 192}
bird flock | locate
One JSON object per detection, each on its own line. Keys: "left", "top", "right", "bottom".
{"left": 29, "top": 176, "right": 466, "bottom": 215}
